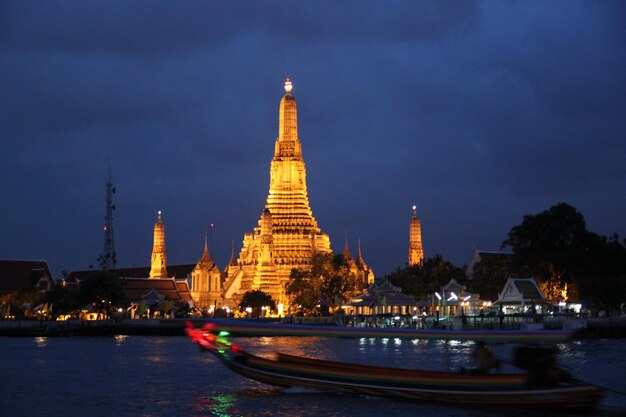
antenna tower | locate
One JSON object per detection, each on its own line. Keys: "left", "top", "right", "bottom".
{"left": 99, "top": 166, "right": 117, "bottom": 269}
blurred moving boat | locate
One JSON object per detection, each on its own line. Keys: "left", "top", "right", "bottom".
{"left": 187, "top": 323, "right": 604, "bottom": 412}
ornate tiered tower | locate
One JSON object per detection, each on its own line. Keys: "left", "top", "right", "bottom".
{"left": 149, "top": 211, "right": 168, "bottom": 278}
{"left": 408, "top": 206, "right": 424, "bottom": 266}
{"left": 223, "top": 78, "right": 332, "bottom": 310}
{"left": 191, "top": 234, "right": 222, "bottom": 309}
{"left": 343, "top": 236, "right": 375, "bottom": 291}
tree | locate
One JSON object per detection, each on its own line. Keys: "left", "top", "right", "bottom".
{"left": 468, "top": 255, "right": 510, "bottom": 301}
{"left": 239, "top": 290, "right": 276, "bottom": 317}
{"left": 43, "top": 282, "right": 82, "bottom": 317}
{"left": 286, "top": 253, "right": 358, "bottom": 315}
{"left": 384, "top": 255, "right": 466, "bottom": 300}
{"left": 503, "top": 203, "right": 626, "bottom": 309}
{"left": 1, "top": 290, "right": 44, "bottom": 320}
{"left": 502, "top": 203, "right": 591, "bottom": 302}
{"left": 577, "top": 233, "right": 626, "bottom": 311}
{"left": 79, "top": 270, "right": 125, "bottom": 317}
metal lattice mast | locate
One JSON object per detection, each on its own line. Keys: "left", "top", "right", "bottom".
{"left": 100, "top": 166, "right": 116, "bottom": 269}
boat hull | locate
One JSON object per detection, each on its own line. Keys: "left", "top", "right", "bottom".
{"left": 224, "top": 353, "right": 603, "bottom": 412}
{"left": 186, "top": 324, "right": 604, "bottom": 412}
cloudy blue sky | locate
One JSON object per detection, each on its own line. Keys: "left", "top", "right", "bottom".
{"left": 1, "top": 1, "right": 625, "bottom": 278}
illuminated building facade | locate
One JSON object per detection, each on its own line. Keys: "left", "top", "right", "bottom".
{"left": 148, "top": 211, "right": 221, "bottom": 310}
{"left": 343, "top": 238, "right": 375, "bottom": 290}
{"left": 149, "top": 211, "right": 168, "bottom": 278}
{"left": 222, "top": 78, "right": 340, "bottom": 311}
{"left": 408, "top": 206, "right": 424, "bottom": 266}
{"left": 190, "top": 236, "right": 223, "bottom": 310}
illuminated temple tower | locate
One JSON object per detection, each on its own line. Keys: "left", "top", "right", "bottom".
{"left": 149, "top": 211, "right": 168, "bottom": 278}
{"left": 223, "top": 78, "right": 333, "bottom": 310}
{"left": 408, "top": 206, "right": 424, "bottom": 266}
{"left": 190, "top": 234, "right": 222, "bottom": 309}
{"left": 344, "top": 237, "right": 375, "bottom": 290}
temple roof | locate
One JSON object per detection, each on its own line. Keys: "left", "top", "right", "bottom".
{"left": 0, "top": 260, "right": 54, "bottom": 295}
{"left": 197, "top": 235, "right": 219, "bottom": 273}
{"left": 66, "top": 264, "right": 196, "bottom": 283}
{"left": 347, "top": 279, "right": 417, "bottom": 308}
{"left": 121, "top": 277, "right": 192, "bottom": 303}
{"left": 495, "top": 277, "right": 546, "bottom": 305}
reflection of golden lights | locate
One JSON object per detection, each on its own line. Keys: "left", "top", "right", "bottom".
{"left": 114, "top": 334, "right": 127, "bottom": 345}
{"left": 257, "top": 336, "right": 274, "bottom": 346}
{"left": 561, "top": 283, "right": 568, "bottom": 301}
{"left": 35, "top": 336, "right": 47, "bottom": 348}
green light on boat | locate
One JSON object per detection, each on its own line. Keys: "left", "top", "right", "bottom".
{"left": 219, "top": 331, "right": 230, "bottom": 337}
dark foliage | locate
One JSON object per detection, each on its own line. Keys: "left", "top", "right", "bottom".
{"left": 239, "top": 289, "right": 276, "bottom": 317}
{"left": 383, "top": 254, "right": 466, "bottom": 300}
{"left": 468, "top": 254, "right": 510, "bottom": 301}
{"left": 78, "top": 270, "right": 125, "bottom": 313}
{"left": 286, "top": 253, "right": 358, "bottom": 315}
{"left": 503, "top": 202, "right": 626, "bottom": 309}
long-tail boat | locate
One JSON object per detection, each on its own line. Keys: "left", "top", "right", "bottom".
{"left": 186, "top": 323, "right": 604, "bottom": 412}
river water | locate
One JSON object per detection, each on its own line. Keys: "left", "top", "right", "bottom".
{"left": 1, "top": 335, "right": 625, "bottom": 417}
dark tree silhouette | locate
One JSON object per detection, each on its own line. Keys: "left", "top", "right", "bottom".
{"left": 287, "top": 253, "right": 358, "bottom": 316}
{"left": 239, "top": 290, "right": 276, "bottom": 317}
{"left": 384, "top": 255, "right": 466, "bottom": 300}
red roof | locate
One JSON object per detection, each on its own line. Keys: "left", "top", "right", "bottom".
{"left": 64, "top": 265, "right": 195, "bottom": 303}
{"left": 0, "top": 260, "right": 53, "bottom": 295}
{"left": 121, "top": 277, "right": 192, "bottom": 303}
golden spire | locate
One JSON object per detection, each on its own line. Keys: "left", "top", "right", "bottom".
{"left": 198, "top": 232, "right": 214, "bottom": 267}
{"left": 228, "top": 240, "right": 237, "bottom": 266}
{"left": 284, "top": 77, "right": 293, "bottom": 94}
{"left": 409, "top": 205, "right": 424, "bottom": 266}
{"left": 149, "top": 210, "right": 168, "bottom": 278}
{"left": 277, "top": 77, "right": 300, "bottom": 151}
{"left": 357, "top": 238, "right": 365, "bottom": 266}
{"left": 343, "top": 231, "right": 353, "bottom": 261}
{"left": 224, "top": 77, "right": 332, "bottom": 308}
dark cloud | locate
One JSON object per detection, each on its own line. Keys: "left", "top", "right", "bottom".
{"left": 1, "top": 1, "right": 480, "bottom": 57}
{"left": 1, "top": 1, "right": 624, "bottom": 277}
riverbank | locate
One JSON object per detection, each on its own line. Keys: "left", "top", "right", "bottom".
{"left": 1, "top": 316, "right": 625, "bottom": 338}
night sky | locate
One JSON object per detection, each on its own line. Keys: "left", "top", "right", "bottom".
{"left": 1, "top": 1, "right": 625, "bottom": 279}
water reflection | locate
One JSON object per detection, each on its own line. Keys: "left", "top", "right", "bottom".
{"left": 195, "top": 393, "right": 235, "bottom": 417}
{"left": 257, "top": 336, "right": 275, "bottom": 346}
{"left": 1, "top": 336, "right": 623, "bottom": 417}
{"left": 114, "top": 334, "right": 127, "bottom": 346}
{"left": 248, "top": 336, "right": 339, "bottom": 360}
